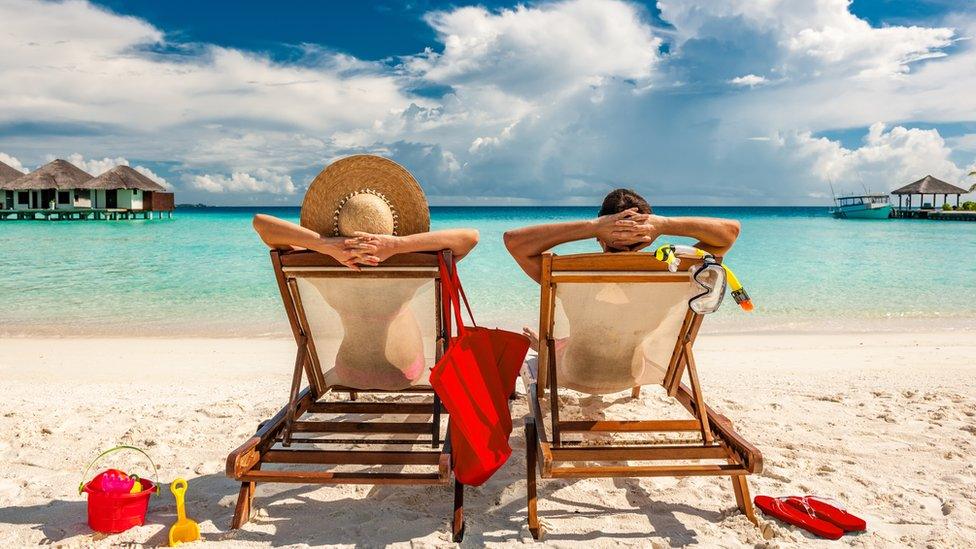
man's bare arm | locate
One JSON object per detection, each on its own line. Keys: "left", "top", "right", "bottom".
{"left": 503, "top": 209, "right": 640, "bottom": 283}
{"left": 615, "top": 214, "right": 741, "bottom": 256}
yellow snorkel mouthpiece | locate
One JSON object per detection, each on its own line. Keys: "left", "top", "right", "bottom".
{"left": 722, "top": 265, "right": 753, "bottom": 311}
{"left": 654, "top": 244, "right": 753, "bottom": 312}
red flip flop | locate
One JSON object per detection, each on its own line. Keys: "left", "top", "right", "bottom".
{"left": 754, "top": 496, "right": 844, "bottom": 540}
{"left": 783, "top": 496, "right": 866, "bottom": 532}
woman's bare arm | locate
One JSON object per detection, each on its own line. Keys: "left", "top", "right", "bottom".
{"left": 349, "top": 229, "right": 480, "bottom": 265}
{"left": 503, "top": 209, "right": 640, "bottom": 283}
{"left": 252, "top": 214, "right": 376, "bottom": 270}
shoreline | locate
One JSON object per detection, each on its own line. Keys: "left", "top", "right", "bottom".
{"left": 3, "top": 315, "right": 975, "bottom": 339}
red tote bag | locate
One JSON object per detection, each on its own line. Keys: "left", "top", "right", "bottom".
{"left": 430, "top": 256, "right": 530, "bottom": 486}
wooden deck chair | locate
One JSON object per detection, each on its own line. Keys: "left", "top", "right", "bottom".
{"left": 524, "top": 252, "right": 763, "bottom": 539}
{"left": 226, "top": 249, "right": 465, "bottom": 541}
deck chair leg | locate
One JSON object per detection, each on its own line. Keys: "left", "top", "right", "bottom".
{"left": 683, "top": 343, "right": 713, "bottom": 444}
{"left": 525, "top": 420, "right": 543, "bottom": 540}
{"left": 281, "top": 338, "right": 308, "bottom": 447}
{"left": 731, "top": 473, "right": 757, "bottom": 525}
{"left": 452, "top": 479, "right": 465, "bottom": 542}
{"left": 231, "top": 480, "right": 256, "bottom": 528}
{"left": 631, "top": 386, "right": 641, "bottom": 399}
{"left": 432, "top": 394, "right": 442, "bottom": 448}
{"left": 232, "top": 461, "right": 261, "bottom": 529}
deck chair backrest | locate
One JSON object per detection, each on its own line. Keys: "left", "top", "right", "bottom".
{"left": 273, "top": 250, "right": 444, "bottom": 394}
{"left": 539, "top": 252, "right": 703, "bottom": 395}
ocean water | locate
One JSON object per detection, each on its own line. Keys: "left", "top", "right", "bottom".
{"left": 1, "top": 206, "right": 974, "bottom": 337}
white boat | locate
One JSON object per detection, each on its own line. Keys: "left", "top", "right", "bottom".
{"left": 830, "top": 194, "right": 892, "bottom": 219}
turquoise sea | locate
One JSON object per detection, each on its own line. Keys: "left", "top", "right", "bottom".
{"left": 2, "top": 206, "right": 974, "bottom": 337}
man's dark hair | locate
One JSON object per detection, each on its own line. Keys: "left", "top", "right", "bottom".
{"left": 598, "top": 189, "right": 652, "bottom": 252}
{"left": 599, "top": 188, "right": 652, "bottom": 217}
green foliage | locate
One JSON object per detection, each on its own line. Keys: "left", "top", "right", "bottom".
{"left": 963, "top": 201, "right": 976, "bottom": 211}
{"left": 942, "top": 203, "right": 953, "bottom": 211}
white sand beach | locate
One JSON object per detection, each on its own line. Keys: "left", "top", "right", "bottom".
{"left": 1, "top": 331, "right": 975, "bottom": 548}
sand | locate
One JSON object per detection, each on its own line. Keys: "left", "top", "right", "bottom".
{"left": 1, "top": 331, "right": 975, "bottom": 548}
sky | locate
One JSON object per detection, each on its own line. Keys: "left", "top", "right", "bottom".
{"left": 0, "top": 0, "right": 974, "bottom": 206}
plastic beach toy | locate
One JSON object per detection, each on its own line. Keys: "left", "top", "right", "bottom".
{"left": 90, "top": 469, "right": 135, "bottom": 493}
{"left": 168, "top": 478, "right": 201, "bottom": 546}
{"left": 79, "top": 446, "right": 159, "bottom": 534}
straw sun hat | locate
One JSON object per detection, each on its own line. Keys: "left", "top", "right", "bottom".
{"left": 300, "top": 155, "right": 430, "bottom": 237}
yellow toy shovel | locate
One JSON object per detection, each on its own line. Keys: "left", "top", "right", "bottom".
{"left": 168, "top": 478, "right": 200, "bottom": 546}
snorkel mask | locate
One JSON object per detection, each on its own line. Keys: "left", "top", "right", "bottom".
{"left": 654, "top": 244, "right": 753, "bottom": 314}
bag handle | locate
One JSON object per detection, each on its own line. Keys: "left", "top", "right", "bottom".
{"left": 78, "top": 445, "right": 160, "bottom": 495}
{"left": 449, "top": 257, "right": 476, "bottom": 327}
{"left": 439, "top": 254, "right": 466, "bottom": 338}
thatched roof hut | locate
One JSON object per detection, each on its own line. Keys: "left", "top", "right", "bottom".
{"left": 892, "top": 174, "right": 970, "bottom": 210}
{"left": 2, "top": 159, "right": 92, "bottom": 190}
{"left": 892, "top": 175, "right": 968, "bottom": 195}
{"left": 0, "top": 160, "right": 25, "bottom": 187}
{"left": 80, "top": 165, "right": 166, "bottom": 192}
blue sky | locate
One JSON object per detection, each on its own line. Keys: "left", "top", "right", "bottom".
{"left": 1, "top": 0, "right": 974, "bottom": 205}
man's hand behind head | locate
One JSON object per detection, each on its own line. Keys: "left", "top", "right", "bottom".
{"left": 609, "top": 213, "right": 665, "bottom": 250}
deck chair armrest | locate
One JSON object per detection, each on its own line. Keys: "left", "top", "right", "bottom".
{"left": 675, "top": 385, "right": 763, "bottom": 473}
{"left": 226, "top": 388, "right": 316, "bottom": 478}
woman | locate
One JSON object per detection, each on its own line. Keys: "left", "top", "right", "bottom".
{"left": 253, "top": 155, "right": 478, "bottom": 390}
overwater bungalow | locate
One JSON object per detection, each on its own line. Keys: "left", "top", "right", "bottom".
{"left": 0, "top": 160, "right": 25, "bottom": 205}
{"left": 80, "top": 165, "right": 174, "bottom": 215}
{"left": 0, "top": 159, "right": 92, "bottom": 211}
{"left": 0, "top": 159, "right": 174, "bottom": 220}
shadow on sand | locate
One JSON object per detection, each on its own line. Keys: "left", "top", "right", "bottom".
{"left": 0, "top": 472, "right": 457, "bottom": 547}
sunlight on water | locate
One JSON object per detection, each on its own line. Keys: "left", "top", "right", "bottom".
{"left": 1, "top": 206, "right": 974, "bottom": 336}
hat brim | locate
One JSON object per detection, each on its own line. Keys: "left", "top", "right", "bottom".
{"left": 301, "top": 155, "right": 430, "bottom": 237}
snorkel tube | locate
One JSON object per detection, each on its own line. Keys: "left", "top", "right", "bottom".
{"left": 654, "top": 244, "right": 753, "bottom": 312}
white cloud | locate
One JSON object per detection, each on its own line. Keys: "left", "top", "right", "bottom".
{"left": 787, "top": 123, "right": 966, "bottom": 192}
{"left": 56, "top": 153, "right": 170, "bottom": 188}
{"left": 407, "top": 0, "right": 662, "bottom": 98}
{"left": 729, "top": 74, "right": 768, "bottom": 87}
{"left": 0, "top": 0, "right": 414, "bottom": 132}
{"left": 133, "top": 166, "right": 172, "bottom": 190}
{"left": 948, "top": 134, "right": 976, "bottom": 153}
{"left": 60, "top": 154, "right": 128, "bottom": 176}
{"left": 0, "top": 152, "right": 27, "bottom": 173}
{"left": 0, "top": 0, "right": 974, "bottom": 205}
{"left": 191, "top": 169, "right": 297, "bottom": 194}
{"left": 659, "top": 0, "right": 954, "bottom": 78}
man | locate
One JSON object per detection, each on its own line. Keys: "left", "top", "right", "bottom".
{"left": 504, "top": 188, "right": 740, "bottom": 361}
{"left": 503, "top": 188, "right": 740, "bottom": 283}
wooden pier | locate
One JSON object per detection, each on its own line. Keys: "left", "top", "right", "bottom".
{"left": 0, "top": 208, "right": 173, "bottom": 221}
{"left": 891, "top": 209, "right": 976, "bottom": 221}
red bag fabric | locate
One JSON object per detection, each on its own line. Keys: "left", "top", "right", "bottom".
{"left": 430, "top": 256, "right": 530, "bottom": 486}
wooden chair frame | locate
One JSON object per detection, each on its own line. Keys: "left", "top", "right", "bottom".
{"left": 226, "top": 249, "right": 465, "bottom": 541}
{"left": 525, "top": 252, "right": 762, "bottom": 540}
